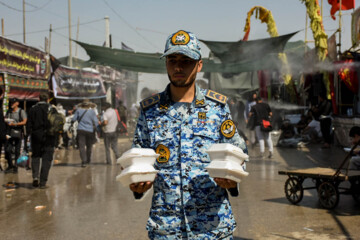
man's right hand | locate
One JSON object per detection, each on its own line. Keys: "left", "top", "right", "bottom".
{"left": 130, "top": 181, "right": 153, "bottom": 194}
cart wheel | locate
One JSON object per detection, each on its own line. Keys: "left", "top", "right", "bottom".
{"left": 284, "top": 177, "right": 303, "bottom": 204}
{"left": 318, "top": 181, "right": 339, "bottom": 209}
{"left": 350, "top": 180, "right": 360, "bottom": 202}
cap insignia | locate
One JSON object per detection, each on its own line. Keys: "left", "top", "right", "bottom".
{"left": 171, "top": 30, "right": 190, "bottom": 45}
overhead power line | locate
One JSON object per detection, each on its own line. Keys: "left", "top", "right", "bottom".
{"left": 101, "top": 0, "right": 161, "bottom": 51}
{"left": 25, "top": 0, "right": 54, "bottom": 12}
{"left": 0, "top": 0, "right": 54, "bottom": 12}
{"left": 5, "top": 18, "right": 104, "bottom": 37}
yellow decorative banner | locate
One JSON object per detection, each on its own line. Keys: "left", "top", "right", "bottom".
{"left": 300, "top": 0, "right": 328, "bottom": 61}
{"left": 243, "top": 6, "right": 295, "bottom": 100}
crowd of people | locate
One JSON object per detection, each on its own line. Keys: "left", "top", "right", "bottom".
{"left": 0, "top": 86, "right": 137, "bottom": 188}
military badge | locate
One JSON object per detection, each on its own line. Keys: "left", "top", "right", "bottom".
{"left": 205, "top": 90, "right": 227, "bottom": 104}
{"left": 195, "top": 99, "right": 205, "bottom": 106}
{"left": 156, "top": 144, "right": 170, "bottom": 163}
{"left": 220, "top": 119, "right": 236, "bottom": 138}
{"left": 198, "top": 112, "right": 206, "bottom": 120}
{"left": 171, "top": 30, "right": 190, "bottom": 45}
{"left": 159, "top": 104, "right": 168, "bottom": 110}
{"left": 141, "top": 94, "right": 160, "bottom": 110}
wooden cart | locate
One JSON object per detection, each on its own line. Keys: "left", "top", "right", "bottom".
{"left": 278, "top": 142, "right": 360, "bottom": 209}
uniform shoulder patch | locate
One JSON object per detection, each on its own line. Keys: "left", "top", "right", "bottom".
{"left": 140, "top": 94, "right": 160, "bottom": 110}
{"left": 205, "top": 89, "right": 227, "bottom": 104}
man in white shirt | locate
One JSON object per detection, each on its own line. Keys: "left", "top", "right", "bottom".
{"left": 101, "top": 102, "right": 120, "bottom": 165}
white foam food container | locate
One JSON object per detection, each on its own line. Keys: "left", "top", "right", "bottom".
{"left": 206, "top": 143, "right": 249, "bottom": 164}
{"left": 117, "top": 148, "right": 159, "bottom": 168}
{"left": 116, "top": 167, "right": 159, "bottom": 187}
{"left": 206, "top": 160, "right": 249, "bottom": 183}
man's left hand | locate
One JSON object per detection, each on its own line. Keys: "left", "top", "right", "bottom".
{"left": 214, "top": 178, "right": 237, "bottom": 189}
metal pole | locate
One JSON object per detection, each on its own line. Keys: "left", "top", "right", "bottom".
{"left": 68, "top": 0, "right": 72, "bottom": 67}
{"left": 45, "top": 37, "right": 48, "bottom": 53}
{"left": 23, "top": 0, "right": 26, "bottom": 43}
{"left": 49, "top": 24, "right": 52, "bottom": 53}
{"left": 1, "top": 18, "right": 4, "bottom": 36}
{"left": 338, "top": 0, "right": 342, "bottom": 56}
{"left": 321, "top": 0, "right": 323, "bottom": 18}
{"left": 305, "top": 10, "right": 308, "bottom": 53}
{"left": 75, "top": 17, "right": 80, "bottom": 58}
{"left": 105, "top": 16, "right": 110, "bottom": 47}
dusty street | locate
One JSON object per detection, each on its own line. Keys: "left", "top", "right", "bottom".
{"left": 0, "top": 135, "right": 359, "bottom": 240}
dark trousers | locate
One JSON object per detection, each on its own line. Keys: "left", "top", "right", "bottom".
{"left": 5, "top": 137, "right": 21, "bottom": 169}
{"left": 77, "top": 130, "right": 95, "bottom": 164}
{"left": 320, "top": 118, "right": 332, "bottom": 144}
{"left": 104, "top": 131, "right": 120, "bottom": 164}
{"left": 31, "top": 145, "right": 54, "bottom": 185}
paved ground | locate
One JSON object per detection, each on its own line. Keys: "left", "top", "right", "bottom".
{"left": 0, "top": 134, "right": 359, "bottom": 240}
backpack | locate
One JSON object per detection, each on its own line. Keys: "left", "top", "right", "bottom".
{"left": 47, "top": 107, "right": 65, "bottom": 136}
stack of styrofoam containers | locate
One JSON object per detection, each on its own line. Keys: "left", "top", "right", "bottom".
{"left": 205, "top": 143, "right": 249, "bottom": 183}
{"left": 116, "top": 148, "right": 159, "bottom": 187}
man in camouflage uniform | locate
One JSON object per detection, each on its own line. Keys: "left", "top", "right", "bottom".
{"left": 130, "top": 30, "right": 247, "bottom": 239}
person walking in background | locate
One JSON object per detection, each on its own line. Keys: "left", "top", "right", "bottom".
{"left": 4, "top": 98, "right": 27, "bottom": 173}
{"left": 101, "top": 102, "right": 120, "bottom": 165}
{"left": 27, "top": 92, "right": 56, "bottom": 188}
{"left": 130, "top": 30, "right": 247, "bottom": 239}
{"left": 249, "top": 97, "right": 273, "bottom": 158}
{"left": 72, "top": 100, "right": 100, "bottom": 167}
{"left": 244, "top": 92, "right": 257, "bottom": 148}
{"left": 117, "top": 100, "right": 128, "bottom": 136}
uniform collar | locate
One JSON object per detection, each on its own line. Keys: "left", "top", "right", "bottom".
{"left": 194, "top": 84, "right": 206, "bottom": 108}
{"left": 160, "top": 83, "right": 206, "bottom": 111}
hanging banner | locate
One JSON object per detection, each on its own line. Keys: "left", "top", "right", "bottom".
{"left": 0, "top": 73, "right": 48, "bottom": 101}
{"left": 0, "top": 36, "right": 51, "bottom": 79}
{"left": 52, "top": 65, "right": 106, "bottom": 99}
{"left": 95, "top": 65, "right": 122, "bottom": 83}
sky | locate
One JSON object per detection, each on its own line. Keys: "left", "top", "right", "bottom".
{"left": 1, "top": 0, "right": 359, "bottom": 60}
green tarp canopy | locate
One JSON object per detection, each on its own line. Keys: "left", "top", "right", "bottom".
{"left": 200, "top": 32, "right": 297, "bottom": 63}
{"left": 75, "top": 32, "right": 297, "bottom": 74}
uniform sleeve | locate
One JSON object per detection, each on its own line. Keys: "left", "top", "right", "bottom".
{"left": 219, "top": 103, "right": 248, "bottom": 197}
{"left": 220, "top": 103, "right": 248, "bottom": 154}
{"left": 131, "top": 108, "right": 152, "bottom": 199}
{"left": 132, "top": 108, "right": 151, "bottom": 148}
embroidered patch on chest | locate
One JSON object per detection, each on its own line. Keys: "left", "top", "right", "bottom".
{"left": 156, "top": 144, "right": 170, "bottom": 163}
{"left": 220, "top": 119, "right": 236, "bottom": 138}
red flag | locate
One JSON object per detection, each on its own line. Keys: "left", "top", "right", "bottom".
{"left": 328, "top": 0, "right": 355, "bottom": 20}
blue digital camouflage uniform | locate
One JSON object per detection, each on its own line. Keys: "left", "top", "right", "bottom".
{"left": 132, "top": 84, "right": 247, "bottom": 240}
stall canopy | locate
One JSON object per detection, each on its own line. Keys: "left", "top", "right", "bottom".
{"left": 52, "top": 65, "right": 106, "bottom": 99}
{"left": 200, "top": 32, "right": 297, "bottom": 63}
{"left": 74, "top": 32, "right": 297, "bottom": 74}
{"left": 0, "top": 36, "right": 51, "bottom": 100}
